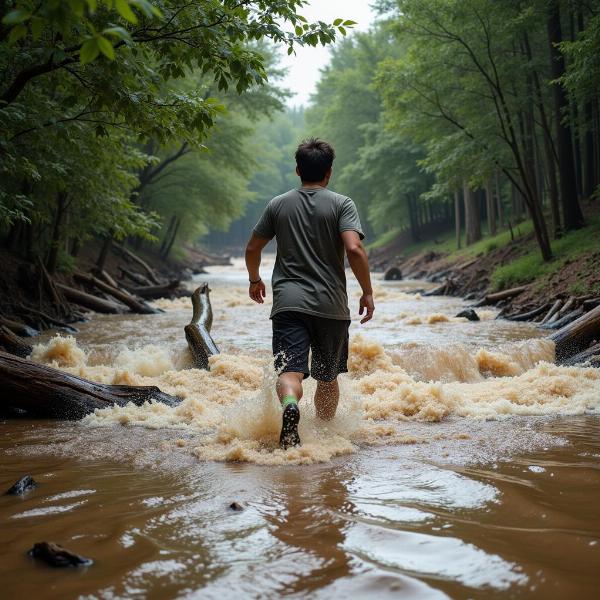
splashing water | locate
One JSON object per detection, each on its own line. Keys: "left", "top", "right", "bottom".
{"left": 29, "top": 329, "right": 600, "bottom": 466}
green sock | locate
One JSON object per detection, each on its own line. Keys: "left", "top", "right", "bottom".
{"left": 282, "top": 395, "right": 298, "bottom": 409}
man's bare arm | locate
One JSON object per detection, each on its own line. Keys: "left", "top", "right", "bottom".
{"left": 245, "top": 233, "right": 270, "bottom": 304}
{"left": 341, "top": 230, "right": 374, "bottom": 323}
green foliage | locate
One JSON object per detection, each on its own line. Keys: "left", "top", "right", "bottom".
{"left": 491, "top": 217, "right": 600, "bottom": 291}
{"left": 0, "top": 1, "right": 349, "bottom": 262}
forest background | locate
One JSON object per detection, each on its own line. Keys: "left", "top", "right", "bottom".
{"left": 1, "top": 0, "right": 600, "bottom": 298}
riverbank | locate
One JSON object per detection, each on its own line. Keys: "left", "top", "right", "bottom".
{"left": 371, "top": 212, "right": 600, "bottom": 315}
{"left": 0, "top": 241, "right": 228, "bottom": 338}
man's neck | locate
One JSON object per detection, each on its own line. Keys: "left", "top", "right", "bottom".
{"left": 300, "top": 181, "right": 327, "bottom": 189}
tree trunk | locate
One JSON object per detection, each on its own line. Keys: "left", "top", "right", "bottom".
{"left": 161, "top": 216, "right": 180, "bottom": 261}
{"left": 46, "top": 192, "right": 67, "bottom": 275}
{"left": 547, "top": 0, "right": 585, "bottom": 230}
{"left": 463, "top": 182, "right": 481, "bottom": 245}
{"left": 583, "top": 101, "right": 595, "bottom": 201}
{"left": 96, "top": 235, "right": 113, "bottom": 272}
{"left": 454, "top": 190, "right": 461, "bottom": 249}
{"left": 113, "top": 244, "right": 161, "bottom": 285}
{"left": 495, "top": 169, "right": 503, "bottom": 228}
{"left": 408, "top": 195, "right": 420, "bottom": 242}
{"left": 0, "top": 351, "right": 180, "bottom": 419}
{"left": 56, "top": 283, "right": 124, "bottom": 314}
{"left": 485, "top": 180, "right": 496, "bottom": 236}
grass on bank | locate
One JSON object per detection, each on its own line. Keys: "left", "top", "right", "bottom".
{"left": 371, "top": 214, "right": 600, "bottom": 295}
{"left": 490, "top": 215, "right": 600, "bottom": 292}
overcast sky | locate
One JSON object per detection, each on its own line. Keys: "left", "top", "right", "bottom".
{"left": 276, "top": 1, "right": 377, "bottom": 106}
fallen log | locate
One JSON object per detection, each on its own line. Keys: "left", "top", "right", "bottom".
{"left": 56, "top": 283, "right": 124, "bottom": 314}
{"left": 562, "top": 342, "right": 600, "bottom": 367}
{"left": 423, "top": 282, "right": 447, "bottom": 297}
{"left": 583, "top": 298, "right": 600, "bottom": 311}
{"left": 483, "top": 286, "right": 528, "bottom": 305}
{"left": 74, "top": 272, "right": 158, "bottom": 315}
{"left": 113, "top": 244, "right": 160, "bottom": 285}
{"left": 127, "top": 280, "right": 180, "bottom": 300}
{"left": 541, "top": 299, "right": 563, "bottom": 325}
{"left": 505, "top": 303, "right": 551, "bottom": 322}
{"left": 551, "top": 304, "right": 600, "bottom": 362}
{"left": 0, "top": 316, "right": 39, "bottom": 337}
{"left": 539, "top": 308, "right": 584, "bottom": 330}
{"left": 0, "top": 326, "right": 32, "bottom": 358}
{"left": 184, "top": 283, "right": 219, "bottom": 370}
{"left": 94, "top": 268, "right": 120, "bottom": 290}
{"left": 0, "top": 351, "right": 180, "bottom": 419}
{"left": 118, "top": 266, "right": 151, "bottom": 287}
{"left": 556, "top": 296, "right": 576, "bottom": 318}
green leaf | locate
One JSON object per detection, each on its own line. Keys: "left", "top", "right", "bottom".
{"left": 287, "top": 45, "right": 294, "bottom": 55}
{"left": 343, "top": 20, "right": 357, "bottom": 26}
{"left": 295, "top": 25, "right": 303, "bottom": 36}
{"left": 97, "top": 35, "right": 115, "bottom": 59}
{"left": 2, "top": 9, "right": 31, "bottom": 25}
{"left": 86, "top": 0, "right": 98, "bottom": 12}
{"left": 7, "top": 24, "right": 27, "bottom": 44}
{"left": 333, "top": 18, "right": 343, "bottom": 26}
{"left": 103, "top": 25, "right": 132, "bottom": 42}
{"left": 339, "top": 26, "right": 347, "bottom": 36}
{"left": 30, "top": 17, "right": 44, "bottom": 40}
{"left": 115, "top": 0, "right": 138, "bottom": 24}
{"left": 80, "top": 38, "right": 100, "bottom": 64}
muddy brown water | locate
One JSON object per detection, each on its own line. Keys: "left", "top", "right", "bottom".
{"left": 1, "top": 259, "right": 599, "bottom": 599}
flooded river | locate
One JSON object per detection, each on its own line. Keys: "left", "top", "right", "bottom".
{"left": 1, "top": 258, "right": 599, "bottom": 598}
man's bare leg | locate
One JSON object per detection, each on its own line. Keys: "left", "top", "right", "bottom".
{"left": 314, "top": 379, "right": 339, "bottom": 421}
{"left": 276, "top": 372, "right": 304, "bottom": 402}
{"left": 276, "top": 372, "right": 303, "bottom": 449}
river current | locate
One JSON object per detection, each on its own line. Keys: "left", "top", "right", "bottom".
{"left": 1, "top": 258, "right": 599, "bottom": 598}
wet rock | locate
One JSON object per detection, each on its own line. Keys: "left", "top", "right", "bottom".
{"left": 456, "top": 309, "right": 480, "bottom": 322}
{"left": 5, "top": 475, "right": 37, "bottom": 496}
{"left": 228, "top": 501, "right": 244, "bottom": 512}
{"left": 384, "top": 267, "right": 402, "bottom": 281}
{"left": 28, "top": 542, "right": 93, "bottom": 568}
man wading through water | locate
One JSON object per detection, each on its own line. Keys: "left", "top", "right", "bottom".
{"left": 245, "top": 138, "right": 374, "bottom": 449}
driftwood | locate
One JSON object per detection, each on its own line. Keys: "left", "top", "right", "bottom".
{"left": 184, "top": 283, "right": 219, "bottom": 370}
{"left": 127, "top": 280, "right": 180, "bottom": 300}
{"left": 38, "top": 258, "right": 72, "bottom": 319}
{"left": 0, "top": 351, "right": 180, "bottom": 419}
{"left": 541, "top": 299, "right": 563, "bottom": 324}
{"left": 423, "top": 281, "right": 447, "bottom": 296}
{"left": 56, "top": 283, "right": 124, "bottom": 314}
{"left": 562, "top": 342, "right": 600, "bottom": 367}
{"left": 113, "top": 244, "right": 161, "bottom": 285}
{"left": 118, "top": 266, "right": 151, "bottom": 287}
{"left": 74, "top": 272, "right": 158, "bottom": 315}
{"left": 506, "top": 303, "right": 551, "bottom": 322}
{"left": 29, "top": 542, "right": 92, "bottom": 568}
{"left": 482, "top": 286, "right": 528, "bottom": 305}
{"left": 540, "top": 308, "right": 584, "bottom": 330}
{"left": 0, "top": 316, "right": 38, "bottom": 337}
{"left": 551, "top": 304, "right": 600, "bottom": 362}
{"left": 94, "top": 268, "right": 120, "bottom": 290}
{"left": 0, "top": 326, "right": 32, "bottom": 358}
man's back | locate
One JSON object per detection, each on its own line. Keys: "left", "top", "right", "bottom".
{"left": 253, "top": 186, "right": 364, "bottom": 320}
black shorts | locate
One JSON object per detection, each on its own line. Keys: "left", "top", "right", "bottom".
{"left": 272, "top": 311, "right": 350, "bottom": 382}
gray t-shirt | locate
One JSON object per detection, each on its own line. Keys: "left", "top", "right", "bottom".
{"left": 254, "top": 187, "right": 364, "bottom": 320}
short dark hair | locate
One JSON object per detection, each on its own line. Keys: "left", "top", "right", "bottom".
{"left": 295, "top": 138, "right": 335, "bottom": 183}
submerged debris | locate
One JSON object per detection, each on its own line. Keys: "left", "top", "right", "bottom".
{"left": 28, "top": 542, "right": 93, "bottom": 568}
{"left": 5, "top": 475, "right": 37, "bottom": 496}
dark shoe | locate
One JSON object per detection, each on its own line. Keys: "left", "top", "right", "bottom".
{"left": 279, "top": 403, "right": 301, "bottom": 449}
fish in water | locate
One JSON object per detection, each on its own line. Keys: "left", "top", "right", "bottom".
{"left": 5, "top": 475, "right": 37, "bottom": 496}
{"left": 28, "top": 542, "right": 93, "bottom": 568}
